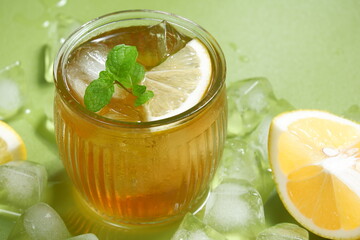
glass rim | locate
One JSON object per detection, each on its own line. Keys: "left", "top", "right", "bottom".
{"left": 53, "top": 9, "right": 226, "bottom": 128}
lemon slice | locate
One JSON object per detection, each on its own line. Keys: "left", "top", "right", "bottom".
{"left": 143, "top": 39, "right": 212, "bottom": 121}
{"left": 0, "top": 120, "right": 26, "bottom": 164}
{"left": 268, "top": 110, "right": 360, "bottom": 239}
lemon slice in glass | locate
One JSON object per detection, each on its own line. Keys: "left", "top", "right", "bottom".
{"left": 143, "top": 39, "right": 212, "bottom": 121}
{"left": 0, "top": 120, "right": 26, "bottom": 164}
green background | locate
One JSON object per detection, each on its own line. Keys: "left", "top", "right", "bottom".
{"left": 0, "top": 0, "right": 359, "bottom": 239}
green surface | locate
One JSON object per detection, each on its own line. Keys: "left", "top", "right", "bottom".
{"left": 0, "top": 0, "right": 359, "bottom": 239}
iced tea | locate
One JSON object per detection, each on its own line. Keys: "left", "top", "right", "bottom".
{"left": 54, "top": 10, "right": 227, "bottom": 225}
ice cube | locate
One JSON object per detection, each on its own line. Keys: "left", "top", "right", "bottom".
{"left": 66, "top": 233, "right": 99, "bottom": 240}
{"left": 171, "top": 213, "right": 226, "bottom": 240}
{"left": 0, "top": 161, "right": 47, "bottom": 213}
{"left": 256, "top": 223, "right": 309, "bottom": 240}
{"left": 44, "top": 14, "right": 81, "bottom": 83}
{"left": 212, "top": 138, "right": 254, "bottom": 186}
{"left": 0, "top": 62, "right": 24, "bottom": 120}
{"left": 97, "top": 20, "right": 191, "bottom": 68}
{"left": 204, "top": 179, "right": 266, "bottom": 239}
{"left": 227, "top": 77, "right": 294, "bottom": 161}
{"left": 221, "top": 78, "right": 294, "bottom": 201}
{"left": 227, "top": 78, "right": 276, "bottom": 137}
{"left": 343, "top": 104, "right": 360, "bottom": 122}
{"left": 8, "top": 202, "right": 71, "bottom": 240}
{"left": 137, "top": 20, "right": 191, "bottom": 67}
{"left": 227, "top": 77, "right": 294, "bottom": 138}
{"left": 212, "top": 137, "right": 274, "bottom": 202}
{"left": 65, "top": 42, "right": 108, "bottom": 100}
{"left": 250, "top": 98, "right": 294, "bottom": 146}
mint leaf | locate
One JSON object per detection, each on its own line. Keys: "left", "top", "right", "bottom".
{"left": 135, "top": 90, "right": 154, "bottom": 107}
{"left": 114, "top": 74, "right": 132, "bottom": 89}
{"left": 84, "top": 73, "right": 114, "bottom": 112}
{"left": 84, "top": 44, "right": 154, "bottom": 112}
{"left": 131, "top": 62, "right": 145, "bottom": 85}
{"left": 98, "top": 70, "right": 113, "bottom": 82}
{"left": 106, "top": 45, "right": 145, "bottom": 89}
{"left": 132, "top": 84, "right": 146, "bottom": 97}
{"left": 106, "top": 45, "right": 137, "bottom": 77}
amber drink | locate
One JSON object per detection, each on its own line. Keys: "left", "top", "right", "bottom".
{"left": 54, "top": 10, "right": 226, "bottom": 226}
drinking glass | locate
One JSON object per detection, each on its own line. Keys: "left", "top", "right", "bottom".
{"left": 53, "top": 9, "right": 227, "bottom": 226}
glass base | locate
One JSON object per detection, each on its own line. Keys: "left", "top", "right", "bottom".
{"left": 49, "top": 173, "right": 210, "bottom": 240}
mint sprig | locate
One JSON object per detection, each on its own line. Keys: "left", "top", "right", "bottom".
{"left": 84, "top": 44, "right": 154, "bottom": 112}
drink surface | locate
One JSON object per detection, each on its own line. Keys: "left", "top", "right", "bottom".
{"left": 65, "top": 21, "right": 191, "bottom": 122}
{"left": 54, "top": 20, "right": 227, "bottom": 225}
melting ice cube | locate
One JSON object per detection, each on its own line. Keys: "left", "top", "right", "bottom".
{"left": 256, "top": 223, "right": 309, "bottom": 240}
{"left": 171, "top": 213, "right": 226, "bottom": 240}
{"left": 94, "top": 20, "right": 191, "bottom": 68}
{"left": 212, "top": 137, "right": 274, "bottom": 202}
{"left": 0, "top": 62, "right": 24, "bottom": 120}
{"left": 227, "top": 77, "right": 294, "bottom": 137}
{"left": 8, "top": 202, "right": 71, "bottom": 240}
{"left": 44, "top": 14, "right": 81, "bottom": 83}
{"left": 249, "top": 98, "right": 294, "bottom": 149}
{"left": 212, "top": 138, "right": 255, "bottom": 186}
{"left": 203, "top": 179, "right": 266, "bottom": 239}
{"left": 227, "top": 77, "right": 275, "bottom": 137}
{"left": 65, "top": 42, "right": 109, "bottom": 100}
{"left": 135, "top": 20, "right": 191, "bottom": 67}
{"left": 0, "top": 161, "right": 47, "bottom": 213}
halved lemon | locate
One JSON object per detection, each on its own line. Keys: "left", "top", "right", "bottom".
{"left": 143, "top": 39, "right": 212, "bottom": 121}
{"left": 269, "top": 110, "right": 360, "bottom": 239}
{"left": 0, "top": 120, "right": 26, "bottom": 164}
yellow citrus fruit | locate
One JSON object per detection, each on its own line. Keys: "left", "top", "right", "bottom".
{"left": 143, "top": 38, "right": 212, "bottom": 121}
{"left": 0, "top": 120, "right": 26, "bottom": 164}
{"left": 268, "top": 110, "right": 360, "bottom": 239}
